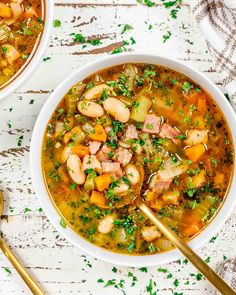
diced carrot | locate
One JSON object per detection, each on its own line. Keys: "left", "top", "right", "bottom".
{"left": 149, "top": 199, "right": 164, "bottom": 210}
{"left": 0, "top": 4, "right": 11, "bottom": 18}
{"left": 4, "top": 45, "right": 20, "bottom": 64}
{"left": 162, "top": 190, "right": 179, "bottom": 205}
{"left": 181, "top": 211, "right": 203, "bottom": 237}
{"left": 197, "top": 95, "right": 207, "bottom": 114}
{"left": 192, "top": 115, "right": 205, "bottom": 129}
{"left": 191, "top": 170, "right": 206, "bottom": 188}
{"left": 70, "top": 145, "right": 90, "bottom": 158}
{"left": 90, "top": 190, "right": 106, "bottom": 206}
{"left": 89, "top": 124, "right": 107, "bottom": 142}
{"left": 145, "top": 191, "right": 155, "bottom": 202}
{"left": 183, "top": 92, "right": 199, "bottom": 105}
{"left": 185, "top": 143, "right": 205, "bottom": 162}
{"left": 214, "top": 173, "right": 224, "bottom": 188}
{"left": 182, "top": 222, "right": 202, "bottom": 237}
{"left": 95, "top": 174, "right": 111, "bottom": 191}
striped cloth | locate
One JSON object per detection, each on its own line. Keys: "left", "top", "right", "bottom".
{"left": 215, "top": 258, "right": 236, "bottom": 294}
{"left": 190, "top": 0, "right": 236, "bottom": 108}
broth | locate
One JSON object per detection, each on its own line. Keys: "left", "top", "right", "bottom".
{"left": 42, "top": 63, "right": 233, "bottom": 255}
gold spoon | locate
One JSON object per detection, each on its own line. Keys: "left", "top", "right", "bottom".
{"left": 135, "top": 196, "right": 236, "bottom": 295}
{"left": 0, "top": 192, "right": 45, "bottom": 294}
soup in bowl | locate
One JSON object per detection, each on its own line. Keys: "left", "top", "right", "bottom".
{"left": 0, "top": 0, "right": 53, "bottom": 99}
{"left": 30, "top": 54, "right": 236, "bottom": 266}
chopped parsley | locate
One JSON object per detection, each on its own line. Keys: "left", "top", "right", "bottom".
{"left": 182, "top": 81, "right": 193, "bottom": 92}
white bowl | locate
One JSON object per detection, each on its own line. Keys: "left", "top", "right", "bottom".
{"left": 30, "top": 53, "right": 236, "bottom": 267}
{"left": 0, "top": 0, "right": 53, "bottom": 100}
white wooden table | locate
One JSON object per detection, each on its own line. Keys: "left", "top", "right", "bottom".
{"left": 0, "top": 1, "right": 236, "bottom": 294}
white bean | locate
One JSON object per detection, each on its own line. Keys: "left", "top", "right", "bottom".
{"left": 98, "top": 215, "right": 114, "bottom": 234}
{"left": 103, "top": 97, "right": 130, "bottom": 123}
{"left": 124, "top": 164, "right": 140, "bottom": 185}
{"left": 66, "top": 154, "right": 86, "bottom": 185}
{"left": 113, "top": 182, "right": 129, "bottom": 195}
{"left": 83, "top": 83, "right": 110, "bottom": 100}
{"left": 78, "top": 100, "right": 104, "bottom": 117}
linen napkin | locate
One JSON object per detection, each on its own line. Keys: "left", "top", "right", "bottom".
{"left": 190, "top": 0, "right": 236, "bottom": 108}
{"left": 215, "top": 258, "right": 236, "bottom": 294}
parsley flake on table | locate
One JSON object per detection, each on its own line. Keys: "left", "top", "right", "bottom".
{"left": 54, "top": 19, "right": 61, "bottom": 28}
{"left": 43, "top": 57, "right": 51, "bottom": 62}
{"left": 60, "top": 218, "right": 67, "bottom": 228}
{"left": 173, "top": 278, "right": 179, "bottom": 287}
{"left": 119, "top": 23, "right": 134, "bottom": 34}
{"left": 146, "top": 278, "right": 157, "bottom": 295}
{"left": 205, "top": 256, "right": 211, "bottom": 263}
{"left": 139, "top": 267, "right": 148, "bottom": 272}
{"left": 157, "top": 267, "right": 168, "bottom": 273}
{"left": 24, "top": 207, "right": 32, "bottom": 213}
{"left": 70, "top": 33, "right": 102, "bottom": 46}
{"left": 209, "top": 235, "right": 218, "bottom": 243}
{"left": 163, "top": 31, "right": 172, "bottom": 43}
{"left": 137, "top": 0, "right": 155, "bottom": 7}
{"left": 17, "top": 135, "right": 24, "bottom": 146}
{"left": 128, "top": 271, "right": 137, "bottom": 287}
{"left": 3, "top": 267, "right": 11, "bottom": 276}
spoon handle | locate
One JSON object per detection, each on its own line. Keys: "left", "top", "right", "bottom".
{"left": 138, "top": 201, "right": 236, "bottom": 295}
{"left": 0, "top": 237, "right": 45, "bottom": 294}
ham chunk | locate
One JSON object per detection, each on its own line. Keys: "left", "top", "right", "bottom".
{"left": 82, "top": 155, "right": 102, "bottom": 173}
{"left": 112, "top": 147, "right": 132, "bottom": 166}
{"left": 142, "top": 114, "right": 161, "bottom": 134}
{"left": 185, "top": 129, "right": 208, "bottom": 146}
{"left": 125, "top": 124, "right": 138, "bottom": 139}
{"left": 102, "top": 144, "right": 112, "bottom": 155}
{"left": 149, "top": 174, "right": 172, "bottom": 193}
{"left": 89, "top": 141, "right": 101, "bottom": 155}
{"left": 159, "top": 123, "right": 179, "bottom": 139}
{"left": 96, "top": 149, "right": 109, "bottom": 162}
{"left": 141, "top": 226, "right": 161, "bottom": 242}
{"left": 102, "top": 162, "right": 123, "bottom": 178}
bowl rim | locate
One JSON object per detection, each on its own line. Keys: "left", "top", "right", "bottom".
{"left": 30, "top": 53, "right": 236, "bottom": 267}
{"left": 0, "top": 0, "right": 54, "bottom": 100}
